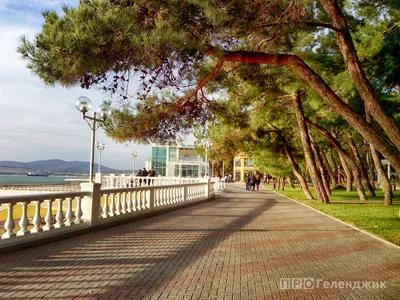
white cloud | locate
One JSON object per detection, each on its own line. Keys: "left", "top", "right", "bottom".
{"left": 0, "top": 4, "right": 152, "bottom": 170}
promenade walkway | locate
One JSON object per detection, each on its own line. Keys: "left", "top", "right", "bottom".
{"left": 0, "top": 184, "right": 399, "bottom": 299}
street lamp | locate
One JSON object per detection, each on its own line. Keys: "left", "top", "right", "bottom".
{"left": 75, "top": 96, "right": 111, "bottom": 183}
{"left": 95, "top": 142, "right": 106, "bottom": 173}
{"left": 202, "top": 140, "right": 213, "bottom": 177}
{"left": 131, "top": 151, "right": 138, "bottom": 175}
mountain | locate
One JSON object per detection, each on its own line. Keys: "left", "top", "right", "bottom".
{"left": 0, "top": 159, "right": 128, "bottom": 175}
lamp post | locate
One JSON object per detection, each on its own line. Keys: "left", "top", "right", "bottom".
{"left": 131, "top": 151, "right": 138, "bottom": 176}
{"left": 203, "top": 140, "right": 212, "bottom": 177}
{"left": 95, "top": 142, "right": 106, "bottom": 173}
{"left": 75, "top": 96, "right": 111, "bottom": 183}
{"left": 337, "top": 165, "right": 340, "bottom": 183}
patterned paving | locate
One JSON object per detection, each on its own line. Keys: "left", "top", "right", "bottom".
{"left": 0, "top": 184, "right": 399, "bottom": 299}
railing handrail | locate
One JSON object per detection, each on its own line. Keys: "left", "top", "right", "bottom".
{"left": 0, "top": 191, "right": 90, "bottom": 204}
{"left": 100, "top": 181, "right": 207, "bottom": 194}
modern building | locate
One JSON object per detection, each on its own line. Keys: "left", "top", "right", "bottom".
{"left": 151, "top": 143, "right": 205, "bottom": 177}
{"left": 233, "top": 153, "right": 256, "bottom": 182}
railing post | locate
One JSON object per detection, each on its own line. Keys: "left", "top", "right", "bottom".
{"left": 95, "top": 173, "right": 102, "bottom": 184}
{"left": 80, "top": 183, "right": 101, "bottom": 226}
{"left": 205, "top": 179, "right": 210, "bottom": 198}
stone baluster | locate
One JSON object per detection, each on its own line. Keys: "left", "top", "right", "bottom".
{"left": 65, "top": 197, "right": 74, "bottom": 226}
{"left": 115, "top": 193, "right": 121, "bottom": 215}
{"left": 102, "top": 194, "right": 109, "bottom": 218}
{"left": 121, "top": 192, "right": 126, "bottom": 214}
{"left": 136, "top": 191, "right": 141, "bottom": 210}
{"left": 168, "top": 188, "right": 172, "bottom": 204}
{"left": 154, "top": 189, "right": 159, "bottom": 207}
{"left": 109, "top": 194, "right": 115, "bottom": 217}
{"left": 1, "top": 203, "right": 16, "bottom": 239}
{"left": 126, "top": 192, "right": 132, "bottom": 213}
{"left": 54, "top": 198, "right": 65, "bottom": 228}
{"left": 31, "top": 201, "right": 43, "bottom": 233}
{"left": 17, "top": 202, "right": 30, "bottom": 236}
{"left": 131, "top": 191, "right": 137, "bottom": 211}
{"left": 43, "top": 200, "right": 54, "bottom": 231}
{"left": 74, "top": 196, "right": 83, "bottom": 224}
{"left": 162, "top": 188, "right": 166, "bottom": 205}
{"left": 146, "top": 190, "right": 150, "bottom": 209}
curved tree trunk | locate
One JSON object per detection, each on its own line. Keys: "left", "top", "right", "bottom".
{"left": 339, "top": 152, "right": 353, "bottom": 192}
{"left": 370, "top": 146, "right": 393, "bottom": 206}
{"left": 330, "top": 147, "right": 340, "bottom": 184}
{"left": 366, "top": 148, "right": 376, "bottom": 190}
{"left": 319, "top": 0, "right": 400, "bottom": 152}
{"left": 311, "top": 140, "right": 332, "bottom": 195}
{"left": 266, "top": 122, "right": 314, "bottom": 199}
{"left": 306, "top": 119, "right": 368, "bottom": 201}
{"left": 293, "top": 92, "right": 329, "bottom": 203}
{"left": 283, "top": 144, "right": 314, "bottom": 200}
{"left": 287, "top": 177, "right": 295, "bottom": 188}
{"left": 321, "top": 149, "right": 336, "bottom": 185}
{"left": 348, "top": 134, "right": 376, "bottom": 196}
{"left": 365, "top": 107, "right": 393, "bottom": 205}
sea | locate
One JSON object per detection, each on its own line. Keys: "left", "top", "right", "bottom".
{"left": 0, "top": 174, "right": 88, "bottom": 185}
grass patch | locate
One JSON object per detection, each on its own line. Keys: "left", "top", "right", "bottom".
{"left": 266, "top": 184, "right": 400, "bottom": 245}
{"left": 307, "top": 202, "right": 400, "bottom": 245}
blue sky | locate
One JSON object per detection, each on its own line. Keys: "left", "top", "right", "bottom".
{"left": 0, "top": 0, "right": 152, "bottom": 170}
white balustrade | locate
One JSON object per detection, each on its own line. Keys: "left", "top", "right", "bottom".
{"left": 0, "top": 191, "right": 89, "bottom": 241}
{"left": 1, "top": 179, "right": 216, "bottom": 251}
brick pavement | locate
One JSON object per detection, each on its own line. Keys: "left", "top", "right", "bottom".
{"left": 0, "top": 184, "right": 399, "bottom": 300}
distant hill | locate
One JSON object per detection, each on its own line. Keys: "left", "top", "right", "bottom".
{"left": 0, "top": 159, "right": 128, "bottom": 175}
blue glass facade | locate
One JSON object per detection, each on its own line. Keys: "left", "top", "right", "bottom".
{"left": 151, "top": 147, "right": 167, "bottom": 176}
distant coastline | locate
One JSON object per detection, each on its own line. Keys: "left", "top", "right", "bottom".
{"left": 0, "top": 159, "right": 130, "bottom": 175}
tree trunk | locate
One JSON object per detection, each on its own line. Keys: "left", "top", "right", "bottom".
{"left": 370, "top": 146, "right": 393, "bottom": 205}
{"left": 365, "top": 107, "right": 393, "bottom": 205}
{"left": 281, "top": 178, "right": 285, "bottom": 191}
{"left": 307, "top": 119, "right": 368, "bottom": 201}
{"left": 319, "top": 0, "right": 400, "bottom": 152}
{"left": 339, "top": 152, "right": 353, "bottom": 192}
{"left": 311, "top": 140, "right": 332, "bottom": 195}
{"left": 330, "top": 147, "right": 340, "bottom": 184}
{"left": 321, "top": 149, "right": 336, "bottom": 185}
{"left": 293, "top": 92, "right": 329, "bottom": 204}
{"left": 283, "top": 144, "right": 314, "bottom": 200}
{"left": 348, "top": 134, "right": 376, "bottom": 196}
{"left": 366, "top": 148, "right": 376, "bottom": 190}
{"left": 287, "top": 177, "right": 295, "bottom": 188}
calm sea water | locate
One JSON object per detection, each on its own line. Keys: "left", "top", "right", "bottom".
{"left": 0, "top": 174, "right": 88, "bottom": 185}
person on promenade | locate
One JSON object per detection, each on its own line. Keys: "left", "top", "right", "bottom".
{"left": 137, "top": 169, "right": 142, "bottom": 186}
{"left": 249, "top": 174, "right": 256, "bottom": 191}
{"left": 148, "top": 166, "right": 156, "bottom": 185}
{"left": 245, "top": 174, "right": 250, "bottom": 190}
{"left": 142, "top": 167, "right": 148, "bottom": 185}
{"left": 255, "top": 172, "right": 261, "bottom": 191}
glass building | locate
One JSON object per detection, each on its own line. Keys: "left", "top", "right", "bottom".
{"left": 151, "top": 143, "right": 205, "bottom": 177}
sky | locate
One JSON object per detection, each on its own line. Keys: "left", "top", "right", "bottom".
{"left": 0, "top": 0, "right": 152, "bottom": 171}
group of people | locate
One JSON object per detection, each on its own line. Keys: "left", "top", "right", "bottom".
{"left": 245, "top": 172, "right": 261, "bottom": 191}
{"left": 135, "top": 166, "right": 156, "bottom": 186}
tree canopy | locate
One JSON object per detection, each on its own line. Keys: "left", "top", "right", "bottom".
{"left": 18, "top": 0, "right": 400, "bottom": 171}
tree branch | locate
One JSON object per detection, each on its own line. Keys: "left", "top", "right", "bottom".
{"left": 256, "top": 22, "right": 341, "bottom": 33}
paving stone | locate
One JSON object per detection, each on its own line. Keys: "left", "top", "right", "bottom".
{"left": 0, "top": 184, "right": 399, "bottom": 299}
